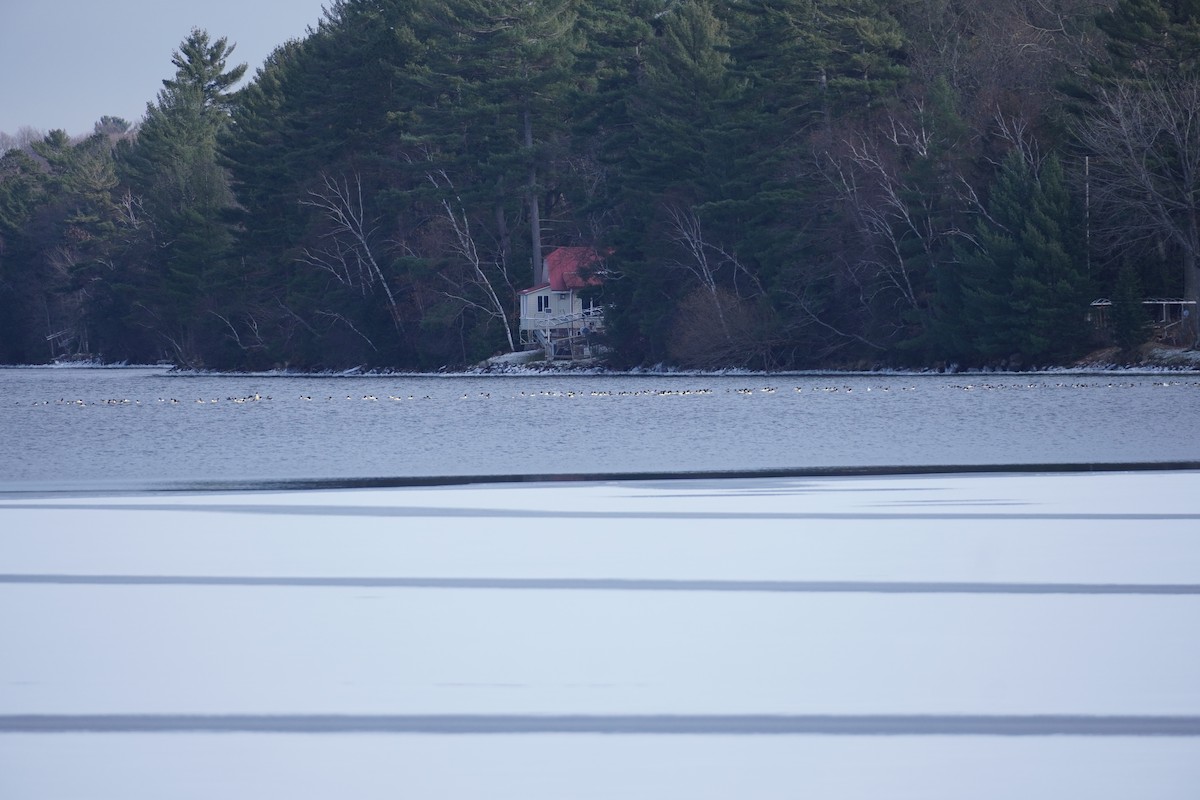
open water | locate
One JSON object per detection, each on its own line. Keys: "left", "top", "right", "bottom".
{"left": 2, "top": 367, "right": 1199, "bottom": 490}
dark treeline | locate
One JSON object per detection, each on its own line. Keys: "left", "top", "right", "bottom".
{"left": 2, "top": 0, "right": 1198, "bottom": 370}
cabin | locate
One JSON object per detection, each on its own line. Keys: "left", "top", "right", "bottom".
{"left": 519, "top": 246, "right": 605, "bottom": 359}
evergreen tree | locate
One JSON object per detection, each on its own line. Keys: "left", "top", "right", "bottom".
{"left": 598, "top": 0, "right": 737, "bottom": 365}
{"left": 0, "top": 146, "right": 51, "bottom": 361}
{"left": 826, "top": 75, "right": 973, "bottom": 367}
{"left": 1010, "top": 155, "right": 1093, "bottom": 360}
{"left": 818, "top": 0, "right": 908, "bottom": 112}
{"left": 717, "top": 0, "right": 828, "bottom": 283}
{"left": 413, "top": 0, "right": 580, "bottom": 282}
{"left": 163, "top": 29, "right": 248, "bottom": 112}
{"left": 224, "top": 6, "right": 429, "bottom": 369}
{"left": 1111, "top": 261, "right": 1151, "bottom": 353}
{"left": 0, "top": 129, "right": 137, "bottom": 362}
{"left": 1096, "top": 0, "right": 1200, "bottom": 80}
{"left": 118, "top": 29, "right": 247, "bottom": 367}
{"left": 957, "top": 154, "right": 1028, "bottom": 363}
{"left": 955, "top": 151, "right": 1092, "bottom": 366}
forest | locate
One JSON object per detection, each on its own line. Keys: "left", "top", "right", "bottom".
{"left": 1, "top": 0, "right": 1198, "bottom": 371}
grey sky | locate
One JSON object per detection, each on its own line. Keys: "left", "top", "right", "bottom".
{"left": 0, "top": 0, "right": 330, "bottom": 136}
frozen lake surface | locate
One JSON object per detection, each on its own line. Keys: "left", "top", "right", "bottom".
{"left": 2, "top": 471, "right": 1199, "bottom": 798}
{"left": 2, "top": 367, "right": 1200, "bottom": 490}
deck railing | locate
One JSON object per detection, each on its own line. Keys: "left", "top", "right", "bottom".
{"left": 519, "top": 307, "right": 605, "bottom": 359}
{"left": 519, "top": 306, "right": 605, "bottom": 331}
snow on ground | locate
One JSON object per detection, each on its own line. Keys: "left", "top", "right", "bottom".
{"left": 1, "top": 471, "right": 1198, "bottom": 798}
{"left": 2, "top": 735, "right": 1198, "bottom": 800}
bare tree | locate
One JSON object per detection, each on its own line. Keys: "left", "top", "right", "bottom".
{"left": 1075, "top": 75, "right": 1200, "bottom": 344}
{"left": 427, "top": 171, "right": 518, "bottom": 353}
{"left": 667, "top": 286, "right": 761, "bottom": 368}
{"left": 991, "top": 109, "right": 1044, "bottom": 171}
{"left": 894, "top": 0, "right": 1108, "bottom": 126}
{"left": 210, "top": 310, "right": 268, "bottom": 355}
{"left": 819, "top": 125, "right": 953, "bottom": 318}
{"left": 660, "top": 204, "right": 776, "bottom": 367}
{"left": 0, "top": 126, "right": 46, "bottom": 154}
{"left": 664, "top": 204, "right": 765, "bottom": 336}
{"left": 298, "top": 173, "right": 402, "bottom": 331}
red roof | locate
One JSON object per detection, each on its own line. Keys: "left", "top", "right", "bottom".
{"left": 546, "top": 247, "right": 604, "bottom": 291}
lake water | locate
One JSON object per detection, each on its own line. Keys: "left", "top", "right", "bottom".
{"left": 2, "top": 367, "right": 1199, "bottom": 490}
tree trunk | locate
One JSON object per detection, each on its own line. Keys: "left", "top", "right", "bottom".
{"left": 524, "top": 107, "right": 544, "bottom": 286}
{"left": 495, "top": 204, "right": 512, "bottom": 272}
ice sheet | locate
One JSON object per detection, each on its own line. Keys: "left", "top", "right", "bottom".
{"left": 2, "top": 471, "right": 1198, "bottom": 799}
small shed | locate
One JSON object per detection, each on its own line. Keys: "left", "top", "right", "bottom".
{"left": 519, "top": 247, "right": 605, "bottom": 359}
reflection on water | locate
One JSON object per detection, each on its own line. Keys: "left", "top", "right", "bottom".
{"left": 2, "top": 367, "right": 1199, "bottom": 489}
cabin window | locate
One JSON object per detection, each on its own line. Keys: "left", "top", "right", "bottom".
{"left": 538, "top": 295, "right": 551, "bottom": 313}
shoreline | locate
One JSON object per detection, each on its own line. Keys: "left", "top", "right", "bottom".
{"left": 4, "top": 360, "right": 1200, "bottom": 379}
{"left": 6, "top": 340, "right": 1200, "bottom": 377}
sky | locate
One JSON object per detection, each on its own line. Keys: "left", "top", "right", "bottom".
{"left": 0, "top": 0, "right": 330, "bottom": 137}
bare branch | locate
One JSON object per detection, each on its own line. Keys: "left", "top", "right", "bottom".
{"left": 1075, "top": 75, "right": 1200, "bottom": 342}
{"left": 315, "top": 310, "right": 379, "bottom": 352}
{"left": 991, "top": 110, "right": 1042, "bottom": 170}
{"left": 427, "top": 170, "right": 517, "bottom": 352}
{"left": 299, "top": 173, "right": 403, "bottom": 331}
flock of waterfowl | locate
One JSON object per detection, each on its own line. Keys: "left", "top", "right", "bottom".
{"left": 16, "top": 378, "right": 1197, "bottom": 408}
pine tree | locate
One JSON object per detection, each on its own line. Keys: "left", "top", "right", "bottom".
{"left": 0, "top": 146, "right": 53, "bottom": 361}
{"left": 1096, "top": 0, "right": 1200, "bottom": 80}
{"left": 1013, "top": 155, "right": 1092, "bottom": 361}
{"left": 818, "top": 0, "right": 907, "bottom": 113}
{"left": 0, "top": 128, "right": 142, "bottom": 362}
{"left": 598, "top": 0, "right": 736, "bottom": 364}
{"left": 163, "top": 29, "right": 247, "bottom": 112}
{"left": 717, "top": 0, "right": 828, "bottom": 274}
{"left": 223, "top": 6, "right": 430, "bottom": 369}
{"left": 955, "top": 151, "right": 1091, "bottom": 367}
{"left": 405, "top": 0, "right": 580, "bottom": 279}
{"left": 1111, "top": 261, "right": 1151, "bottom": 353}
{"left": 957, "top": 155, "right": 1027, "bottom": 363}
{"left": 117, "top": 29, "right": 247, "bottom": 367}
